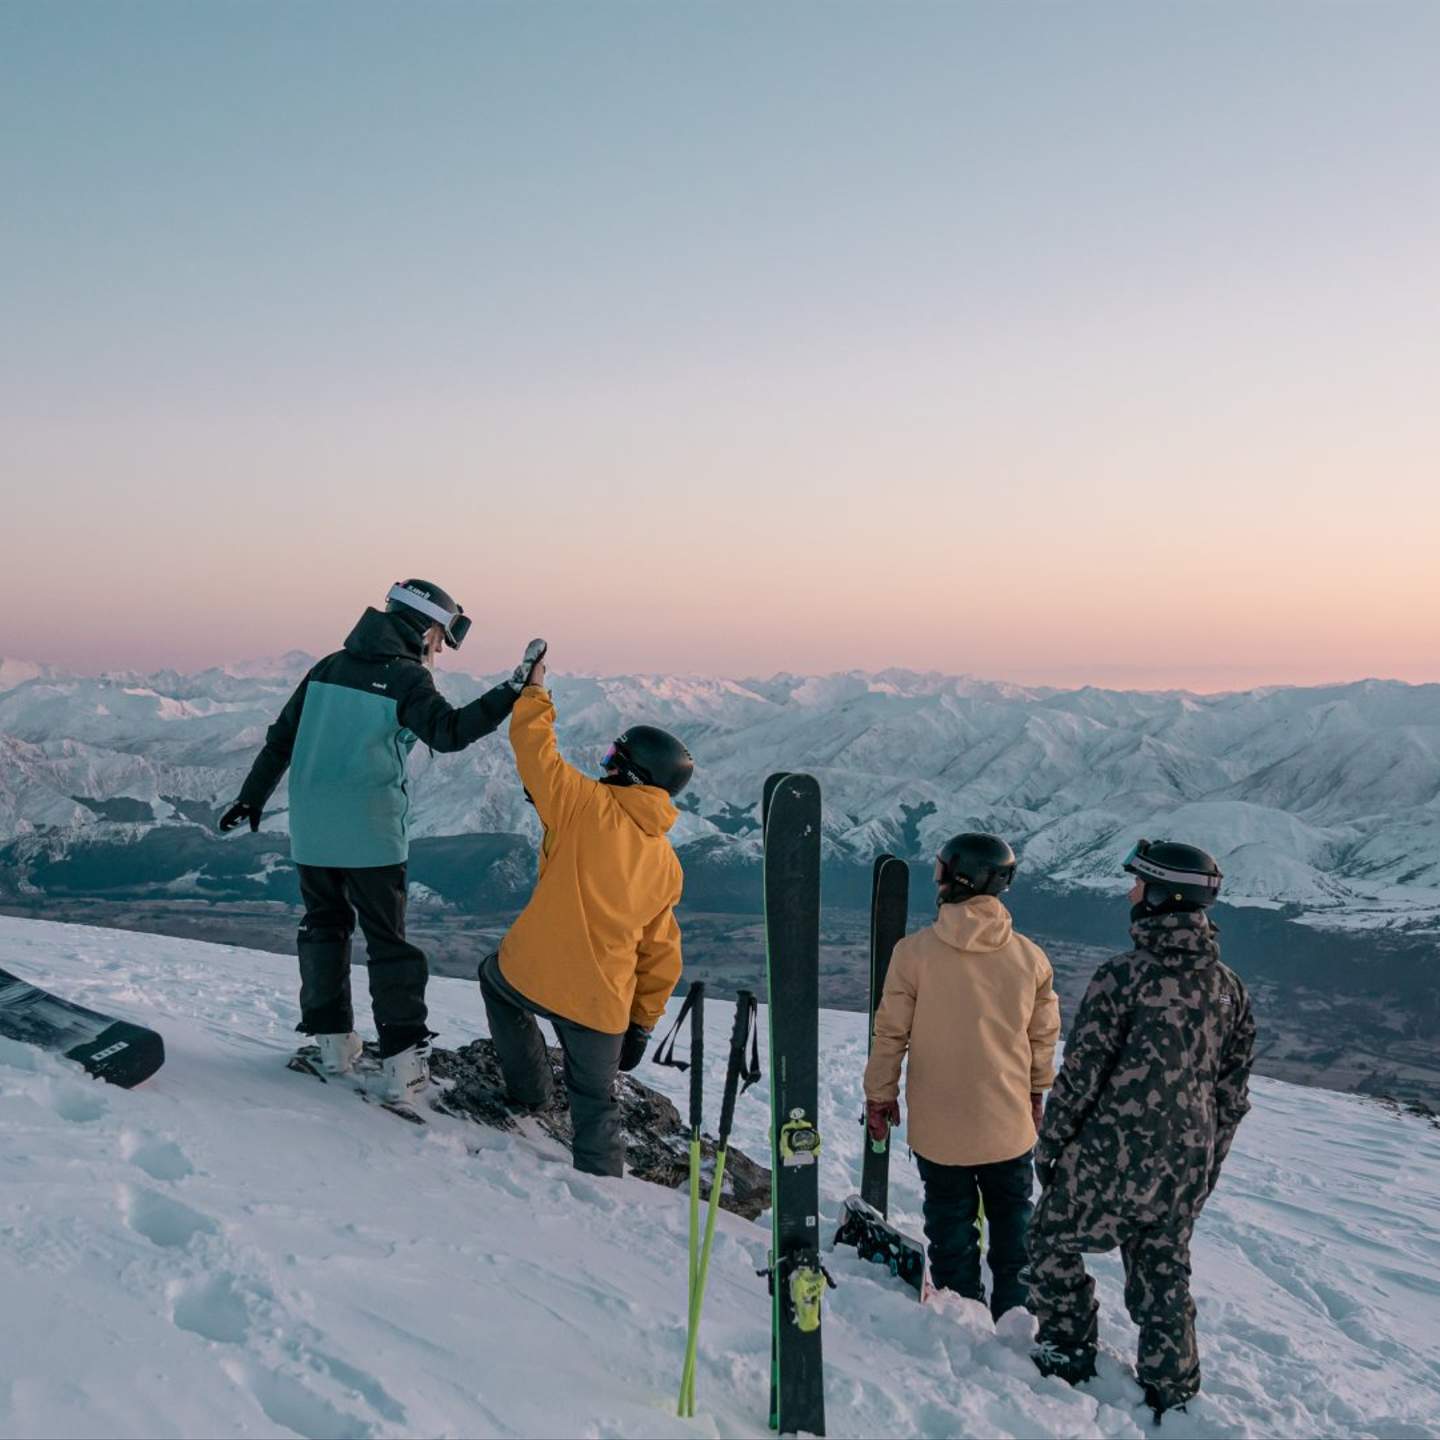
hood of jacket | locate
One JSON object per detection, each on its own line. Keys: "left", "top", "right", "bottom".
{"left": 1130, "top": 909, "right": 1221, "bottom": 968}
{"left": 343, "top": 608, "right": 425, "bottom": 662}
{"left": 933, "top": 894, "right": 1014, "bottom": 953}
{"left": 605, "top": 780, "right": 679, "bottom": 839}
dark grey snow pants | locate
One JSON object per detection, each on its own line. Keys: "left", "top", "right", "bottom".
{"left": 477, "top": 952, "right": 625, "bottom": 1177}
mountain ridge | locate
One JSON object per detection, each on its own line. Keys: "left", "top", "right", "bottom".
{"left": 2, "top": 656, "right": 1438, "bottom": 928}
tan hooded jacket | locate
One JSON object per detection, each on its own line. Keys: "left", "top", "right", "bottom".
{"left": 498, "top": 688, "right": 683, "bottom": 1034}
{"left": 862, "top": 895, "right": 1060, "bottom": 1167}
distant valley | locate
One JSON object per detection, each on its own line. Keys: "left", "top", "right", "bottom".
{"left": 2, "top": 656, "right": 1437, "bottom": 1105}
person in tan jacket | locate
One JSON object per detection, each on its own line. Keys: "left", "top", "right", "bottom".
{"left": 863, "top": 832, "right": 1060, "bottom": 1318}
{"left": 478, "top": 651, "right": 691, "bottom": 1176}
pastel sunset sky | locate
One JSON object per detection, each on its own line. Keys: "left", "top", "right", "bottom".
{"left": 3, "top": 2, "right": 1438, "bottom": 690}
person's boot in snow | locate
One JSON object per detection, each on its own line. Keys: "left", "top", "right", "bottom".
{"left": 1031, "top": 1340, "right": 1097, "bottom": 1386}
{"left": 316, "top": 1031, "right": 362, "bottom": 1075}
{"left": 381, "top": 1041, "right": 430, "bottom": 1103}
{"left": 1143, "top": 1383, "right": 1188, "bottom": 1426}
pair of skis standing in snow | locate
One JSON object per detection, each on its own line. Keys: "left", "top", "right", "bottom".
{"left": 856, "top": 831, "right": 1256, "bottom": 1424}
{"left": 221, "top": 579, "right": 694, "bottom": 1176}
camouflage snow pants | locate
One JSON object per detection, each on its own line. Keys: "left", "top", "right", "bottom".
{"left": 1026, "top": 1202, "right": 1200, "bottom": 1410}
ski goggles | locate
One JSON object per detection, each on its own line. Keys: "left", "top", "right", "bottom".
{"left": 386, "top": 583, "right": 472, "bottom": 649}
{"left": 600, "top": 740, "right": 641, "bottom": 783}
{"left": 1122, "top": 838, "right": 1222, "bottom": 893}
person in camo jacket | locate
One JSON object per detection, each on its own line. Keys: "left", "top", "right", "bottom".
{"left": 1028, "top": 838, "right": 1256, "bottom": 1424}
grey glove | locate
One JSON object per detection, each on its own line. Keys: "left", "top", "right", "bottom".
{"left": 508, "top": 638, "right": 548, "bottom": 691}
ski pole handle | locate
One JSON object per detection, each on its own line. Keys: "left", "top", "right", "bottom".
{"left": 718, "top": 990, "right": 757, "bottom": 1144}
{"left": 688, "top": 981, "right": 705, "bottom": 1133}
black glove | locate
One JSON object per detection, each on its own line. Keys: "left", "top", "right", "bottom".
{"left": 1035, "top": 1157, "right": 1055, "bottom": 1189}
{"left": 508, "top": 638, "right": 549, "bottom": 692}
{"left": 218, "top": 800, "right": 261, "bottom": 833}
{"left": 617, "top": 1023, "right": 650, "bottom": 1072}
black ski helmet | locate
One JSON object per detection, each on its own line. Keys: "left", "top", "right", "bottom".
{"left": 386, "top": 579, "right": 472, "bottom": 650}
{"left": 936, "top": 832, "right": 1017, "bottom": 902}
{"left": 1124, "top": 838, "right": 1222, "bottom": 914}
{"left": 604, "top": 726, "right": 694, "bottom": 797}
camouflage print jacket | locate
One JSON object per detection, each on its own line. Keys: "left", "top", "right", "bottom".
{"left": 1036, "top": 911, "right": 1255, "bottom": 1230}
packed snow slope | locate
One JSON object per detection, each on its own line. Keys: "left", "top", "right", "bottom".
{"left": 2, "top": 918, "right": 1438, "bottom": 1440}
{"left": 3, "top": 660, "right": 1439, "bottom": 926}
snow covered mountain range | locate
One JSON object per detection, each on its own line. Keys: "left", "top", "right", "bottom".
{"left": 2, "top": 915, "right": 1438, "bottom": 1438}
{"left": 2, "top": 656, "right": 1438, "bottom": 926}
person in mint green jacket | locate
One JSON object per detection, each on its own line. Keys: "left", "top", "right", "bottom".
{"left": 219, "top": 579, "right": 541, "bottom": 1100}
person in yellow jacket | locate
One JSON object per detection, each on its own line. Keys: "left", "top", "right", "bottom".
{"left": 478, "top": 651, "right": 691, "bottom": 1176}
{"left": 863, "top": 832, "right": 1060, "bottom": 1318}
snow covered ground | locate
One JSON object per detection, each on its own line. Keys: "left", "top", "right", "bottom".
{"left": 2, "top": 916, "right": 1438, "bottom": 1440}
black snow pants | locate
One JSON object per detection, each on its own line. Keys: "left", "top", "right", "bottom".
{"left": 915, "top": 1148, "right": 1035, "bottom": 1319}
{"left": 296, "top": 863, "right": 428, "bottom": 1058}
{"left": 1026, "top": 1199, "right": 1201, "bottom": 1411}
{"left": 477, "top": 952, "right": 625, "bottom": 1178}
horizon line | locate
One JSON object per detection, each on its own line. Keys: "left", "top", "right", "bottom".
{"left": 2, "top": 652, "right": 1433, "bottom": 703}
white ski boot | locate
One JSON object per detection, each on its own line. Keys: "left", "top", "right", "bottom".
{"left": 316, "top": 1031, "right": 363, "bottom": 1075}
{"left": 381, "top": 1042, "right": 430, "bottom": 1104}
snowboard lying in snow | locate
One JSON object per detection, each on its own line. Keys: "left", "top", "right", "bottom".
{"left": 290, "top": 1038, "right": 771, "bottom": 1220}
{"left": 0, "top": 966, "right": 166, "bottom": 1088}
{"left": 833, "top": 1194, "right": 925, "bottom": 1296}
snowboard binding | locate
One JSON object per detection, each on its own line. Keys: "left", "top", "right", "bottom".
{"left": 832, "top": 1194, "right": 925, "bottom": 1293}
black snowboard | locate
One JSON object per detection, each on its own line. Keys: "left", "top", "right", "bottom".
{"left": 0, "top": 966, "right": 165, "bottom": 1088}
{"left": 860, "top": 853, "right": 909, "bottom": 1216}
{"left": 833, "top": 1194, "right": 925, "bottom": 1295}
{"left": 289, "top": 1038, "right": 771, "bottom": 1220}
{"left": 763, "top": 771, "right": 828, "bottom": 1437}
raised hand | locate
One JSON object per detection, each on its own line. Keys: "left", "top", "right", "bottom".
{"left": 509, "top": 637, "right": 549, "bottom": 691}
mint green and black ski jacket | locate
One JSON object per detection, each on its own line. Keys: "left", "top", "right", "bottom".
{"left": 238, "top": 608, "right": 517, "bottom": 868}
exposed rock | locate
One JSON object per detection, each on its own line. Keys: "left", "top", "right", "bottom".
{"left": 292, "top": 1039, "right": 771, "bottom": 1221}
{"left": 432, "top": 1039, "right": 771, "bottom": 1220}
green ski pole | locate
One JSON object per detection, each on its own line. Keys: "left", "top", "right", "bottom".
{"left": 651, "top": 983, "right": 709, "bottom": 1419}
{"left": 680, "top": 983, "right": 705, "bottom": 1416}
{"left": 680, "top": 991, "right": 761, "bottom": 1418}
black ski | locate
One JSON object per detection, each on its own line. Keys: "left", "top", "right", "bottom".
{"left": 0, "top": 966, "right": 165, "bottom": 1088}
{"left": 763, "top": 771, "right": 830, "bottom": 1436}
{"left": 860, "top": 853, "right": 909, "bottom": 1215}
